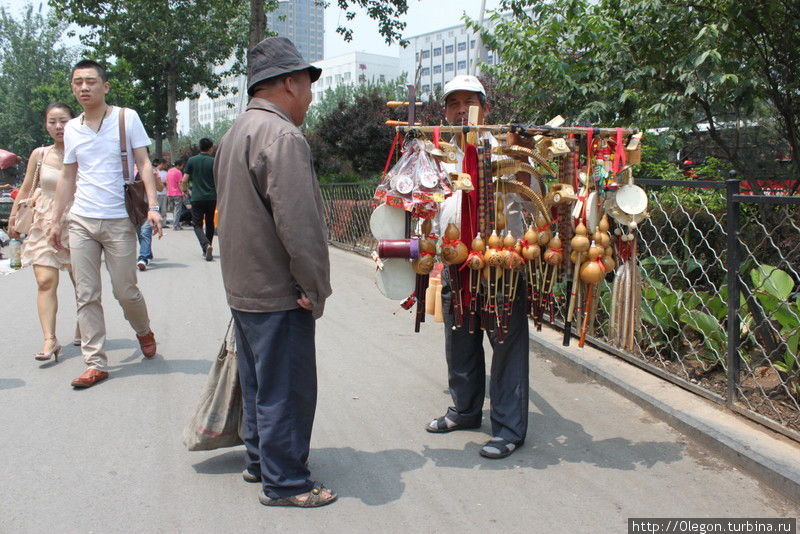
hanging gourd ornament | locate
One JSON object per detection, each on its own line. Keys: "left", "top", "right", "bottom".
{"left": 522, "top": 226, "right": 541, "bottom": 261}
{"left": 441, "top": 223, "right": 468, "bottom": 265}
{"left": 412, "top": 236, "right": 436, "bottom": 275}
{"left": 580, "top": 244, "right": 606, "bottom": 284}
{"left": 570, "top": 222, "right": 590, "bottom": 253}
{"left": 536, "top": 213, "right": 551, "bottom": 246}
{"left": 495, "top": 192, "right": 507, "bottom": 231}
{"left": 485, "top": 230, "right": 505, "bottom": 267}
{"left": 543, "top": 234, "right": 563, "bottom": 266}
{"left": 467, "top": 234, "right": 486, "bottom": 270}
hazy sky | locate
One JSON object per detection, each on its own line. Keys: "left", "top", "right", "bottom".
{"left": 0, "top": 0, "right": 502, "bottom": 59}
{"left": 325, "top": 0, "right": 502, "bottom": 57}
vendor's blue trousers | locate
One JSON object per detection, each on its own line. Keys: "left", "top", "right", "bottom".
{"left": 231, "top": 307, "right": 317, "bottom": 499}
{"left": 441, "top": 271, "right": 530, "bottom": 445}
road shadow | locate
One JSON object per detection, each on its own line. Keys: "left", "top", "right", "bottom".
{"left": 145, "top": 262, "right": 189, "bottom": 270}
{"left": 0, "top": 378, "right": 25, "bottom": 391}
{"left": 192, "top": 449, "right": 246, "bottom": 475}
{"left": 193, "top": 446, "right": 427, "bottom": 506}
{"left": 422, "top": 389, "right": 684, "bottom": 471}
{"left": 310, "top": 447, "right": 427, "bottom": 506}
{"left": 108, "top": 356, "right": 211, "bottom": 378}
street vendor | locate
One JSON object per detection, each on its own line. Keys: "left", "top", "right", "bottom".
{"left": 425, "top": 75, "right": 533, "bottom": 459}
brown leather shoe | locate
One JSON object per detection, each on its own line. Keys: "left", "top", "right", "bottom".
{"left": 71, "top": 369, "right": 109, "bottom": 388}
{"left": 137, "top": 331, "right": 157, "bottom": 358}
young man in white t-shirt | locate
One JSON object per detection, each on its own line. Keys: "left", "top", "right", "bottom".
{"left": 50, "top": 59, "right": 163, "bottom": 389}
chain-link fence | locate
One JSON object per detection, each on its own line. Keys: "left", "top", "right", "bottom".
{"left": 321, "top": 178, "right": 800, "bottom": 442}
{"left": 320, "top": 182, "right": 378, "bottom": 255}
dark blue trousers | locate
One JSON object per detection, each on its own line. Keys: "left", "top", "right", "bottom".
{"left": 441, "top": 272, "right": 530, "bottom": 444}
{"left": 231, "top": 308, "right": 317, "bottom": 499}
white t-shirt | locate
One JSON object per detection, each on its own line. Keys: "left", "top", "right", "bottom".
{"left": 157, "top": 169, "right": 167, "bottom": 198}
{"left": 64, "top": 107, "right": 150, "bottom": 219}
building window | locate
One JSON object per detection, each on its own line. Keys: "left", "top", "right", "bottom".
{"left": 422, "top": 84, "right": 430, "bottom": 92}
{"left": 433, "top": 65, "right": 442, "bottom": 74}
{"left": 457, "top": 41, "right": 467, "bottom": 51}
{"left": 344, "top": 72, "right": 351, "bottom": 81}
{"left": 457, "top": 60, "right": 467, "bottom": 70}
{"left": 434, "top": 83, "right": 441, "bottom": 92}
{"left": 379, "top": 74, "right": 385, "bottom": 82}
{"left": 415, "top": 52, "right": 419, "bottom": 61}
{"left": 470, "top": 40, "right": 476, "bottom": 49}
{"left": 433, "top": 47, "right": 442, "bottom": 56}
{"left": 325, "top": 76, "right": 332, "bottom": 86}
{"left": 445, "top": 44, "right": 454, "bottom": 54}
{"left": 421, "top": 50, "right": 430, "bottom": 59}
{"left": 445, "top": 62, "right": 454, "bottom": 72}
{"left": 421, "top": 67, "right": 430, "bottom": 76}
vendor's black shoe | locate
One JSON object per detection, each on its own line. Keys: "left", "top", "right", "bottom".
{"left": 242, "top": 469, "right": 260, "bottom": 483}
{"left": 479, "top": 437, "right": 523, "bottom": 459}
{"left": 425, "top": 415, "right": 481, "bottom": 433}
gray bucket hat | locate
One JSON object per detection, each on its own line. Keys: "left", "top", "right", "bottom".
{"left": 247, "top": 37, "right": 322, "bottom": 96}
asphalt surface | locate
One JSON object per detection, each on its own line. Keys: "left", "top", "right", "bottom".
{"left": 1, "top": 229, "right": 797, "bottom": 533}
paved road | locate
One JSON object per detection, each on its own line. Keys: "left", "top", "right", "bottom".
{"left": 1, "top": 230, "right": 797, "bottom": 533}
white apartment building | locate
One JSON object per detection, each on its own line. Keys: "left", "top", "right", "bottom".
{"left": 399, "top": 18, "right": 504, "bottom": 99}
{"left": 178, "top": 0, "right": 324, "bottom": 134}
{"left": 311, "top": 52, "right": 403, "bottom": 103}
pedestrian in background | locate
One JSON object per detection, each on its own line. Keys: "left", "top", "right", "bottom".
{"left": 183, "top": 138, "right": 216, "bottom": 261}
{"left": 49, "top": 59, "right": 161, "bottom": 389}
{"left": 154, "top": 157, "right": 168, "bottom": 216}
{"left": 7, "top": 103, "right": 80, "bottom": 362}
{"left": 136, "top": 162, "right": 164, "bottom": 271}
{"left": 166, "top": 159, "right": 185, "bottom": 229}
{"left": 214, "top": 37, "right": 334, "bottom": 508}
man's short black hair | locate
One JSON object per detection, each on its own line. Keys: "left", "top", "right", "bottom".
{"left": 71, "top": 59, "right": 108, "bottom": 83}
{"left": 199, "top": 138, "right": 213, "bottom": 152}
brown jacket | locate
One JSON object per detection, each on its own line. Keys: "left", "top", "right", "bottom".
{"left": 214, "top": 98, "right": 331, "bottom": 319}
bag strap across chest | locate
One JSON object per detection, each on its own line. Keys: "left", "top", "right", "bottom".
{"left": 118, "top": 107, "right": 130, "bottom": 182}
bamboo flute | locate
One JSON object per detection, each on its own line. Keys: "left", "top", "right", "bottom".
{"left": 578, "top": 283, "right": 595, "bottom": 347}
{"left": 397, "top": 125, "right": 639, "bottom": 137}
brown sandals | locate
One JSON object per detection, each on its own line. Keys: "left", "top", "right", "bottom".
{"left": 258, "top": 483, "right": 338, "bottom": 508}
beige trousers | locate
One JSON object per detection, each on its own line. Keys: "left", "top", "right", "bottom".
{"left": 69, "top": 213, "right": 151, "bottom": 370}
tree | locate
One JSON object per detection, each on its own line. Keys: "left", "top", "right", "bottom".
{"left": 474, "top": 0, "right": 798, "bottom": 191}
{"left": 305, "top": 77, "right": 449, "bottom": 179}
{"left": 52, "top": 0, "right": 249, "bottom": 157}
{"left": 0, "top": 5, "right": 78, "bottom": 159}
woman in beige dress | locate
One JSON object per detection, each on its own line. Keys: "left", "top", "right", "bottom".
{"left": 8, "top": 103, "right": 79, "bottom": 362}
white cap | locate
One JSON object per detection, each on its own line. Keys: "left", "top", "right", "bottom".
{"left": 441, "top": 75, "right": 486, "bottom": 102}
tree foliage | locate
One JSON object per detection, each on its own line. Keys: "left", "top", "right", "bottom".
{"left": 473, "top": 0, "right": 799, "bottom": 186}
{"left": 0, "top": 5, "right": 78, "bottom": 159}
{"left": 306, "top": 77, "right": 444, "bottom": 180}
{"left": 329, "top": 0, "right": 410, "bottom": 45}
{"left": 51, "top": 0, "right": 250, "bottom": 155}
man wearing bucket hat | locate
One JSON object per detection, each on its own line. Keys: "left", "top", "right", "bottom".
{"left": 425, "top": 74, "right": 533, "bottom": 460}
{"left": 214, "top": 37, "right": 335, "bottom": 508}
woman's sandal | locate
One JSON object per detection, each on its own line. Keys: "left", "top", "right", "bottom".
{"left": 479, "top": 437, "right": 522, "bottom": 459}
{"left": 259, "top": 483, "right": 337, "bottom": 508}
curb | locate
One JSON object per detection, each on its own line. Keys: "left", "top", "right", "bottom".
{"left": 530, "top": 328, "right": 800, "bottom": 504}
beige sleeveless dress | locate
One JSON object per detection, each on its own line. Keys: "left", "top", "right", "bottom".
{"left": 21, "top": 147, "right": 71, "bottom": 270}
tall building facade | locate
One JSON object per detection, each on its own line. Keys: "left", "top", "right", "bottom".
{"left": 311, "top": 52, "right": 403, "bottom": 103}
{"left": 267, "top": 0, "right": 324, "bottom": 63}
{"left": 178, "top": 0, "right": 324, "bottom": 133}
{"left": 399, "top": 19, "right": 504, "bottom": 99}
